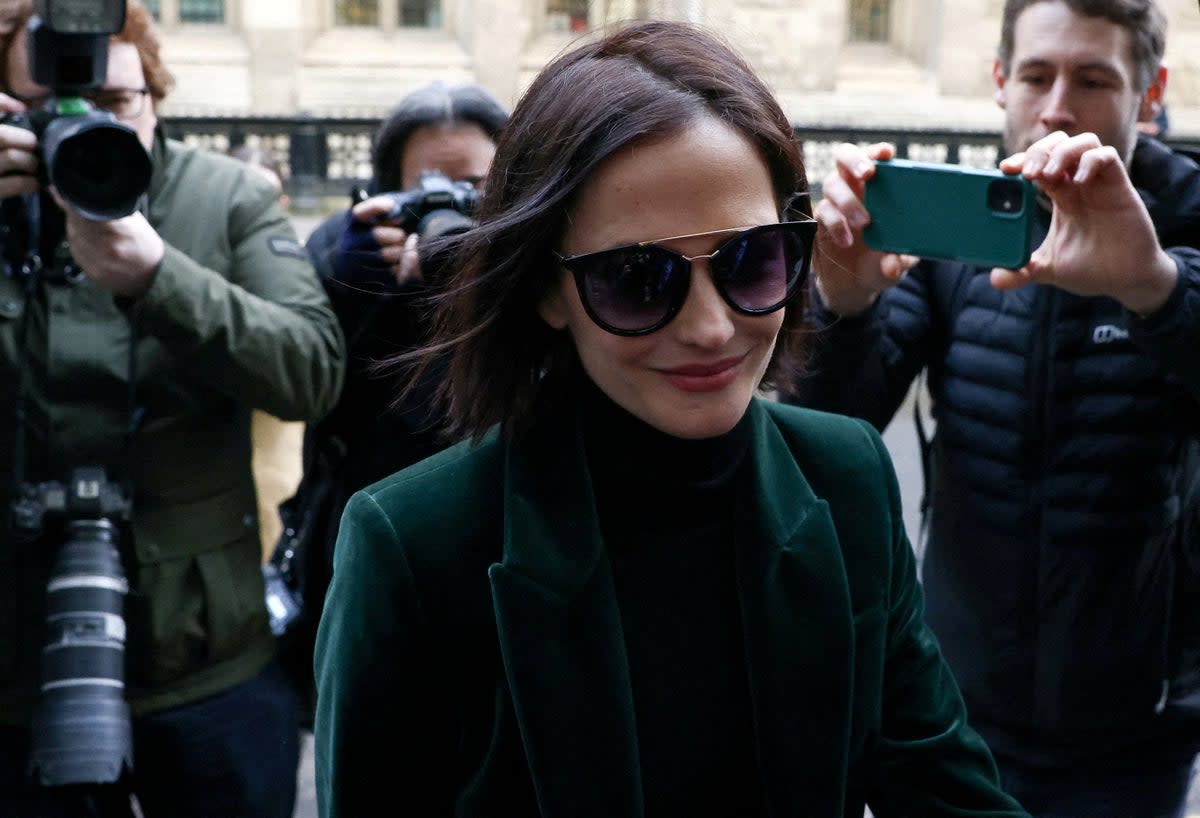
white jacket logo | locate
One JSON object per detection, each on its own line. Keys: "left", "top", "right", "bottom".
{"left": 1092, "top": 324, "right": 1130, "bottom": 344}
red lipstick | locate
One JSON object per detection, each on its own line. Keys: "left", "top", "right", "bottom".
{"left": 658, "top": 354, "right": 746, "bottom": 393}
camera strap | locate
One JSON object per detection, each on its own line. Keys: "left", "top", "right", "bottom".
{"left": 11, "top": 232, "right": 39, "bottom": 494}
{"left": 9, "top": 192, "right": 143, "bottom": 503}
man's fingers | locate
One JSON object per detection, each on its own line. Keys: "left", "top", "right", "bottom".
{"left": 990, "top": 249, "right": 1051, "bottom": 290}
{"left": 814, "top": 198, "right": 857, "bottom": 250}
{"left": 0, "top": 146, "right": 38, "bottom": 176}
{"left": 1023, "top": 131, "right": 1102, "bottom": 182}
{"left": 832, "top": 140, "right": 894, "bottom": 171}
{"left": 1018, "top": 130, "right": 1070, "bottom": 177}
{"left": 0, "top": 123, "right": 36, "bottom": 150}
{"left": 989, "top": 266, "right": 1033, "bottom": 290}
{"left": 818, "top": 141, "right": 899, "bottom": 251}
{"left": 0, "top": 95, "right": 28, "bottom": 117}
{"left": 0, "top": 174, "right": 39, "bottom": 199}
{"left": 1070, "top": 144, "right": 1122, "bottom": 184}
{"left": 998, "top": 150, "right": 1027, "bottom": 175}
{"left": 377, "top": 245, "right": 404, "bottom": 264}
{"left": 816, "top": 171, "right": 872, "bottom": 242}
{"left": 880, "top": 253, "right": 918, "bottom": 281}
{"left": 395, "top": 234, "right": 422, "bottom": 284}
{"left": 372, "top": 225, "right": 408, "bottom": 253}
{"left": 351, "top": 196, "right": 396, "bottom": 223}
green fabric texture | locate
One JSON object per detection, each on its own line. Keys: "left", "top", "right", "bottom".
{"left": 0, "top": 130, "right": 347, "bottom": 724}
{"left": 314, "top": 396, "right": 1028, "bottom": 817}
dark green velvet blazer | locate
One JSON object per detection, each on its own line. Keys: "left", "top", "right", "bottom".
{"left": 313, "top": 397, "right": 1028, "bottom": 818}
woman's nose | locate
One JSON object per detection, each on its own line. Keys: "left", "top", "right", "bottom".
{"left": 671, "top": 264, "right": 736, "bottom": 348}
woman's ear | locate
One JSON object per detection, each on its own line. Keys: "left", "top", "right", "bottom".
{"left": 537, "top": 279, "right": 570, "bottom": 330}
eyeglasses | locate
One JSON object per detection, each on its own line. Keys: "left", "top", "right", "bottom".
{"left": 555, "top": 221, "right": 816, "bottom": 336}
{"left": 9, "top": 87, "right": 150, "bottom": 120}
{"left": 85, "top": 87, "right": 151, "bottom": 120}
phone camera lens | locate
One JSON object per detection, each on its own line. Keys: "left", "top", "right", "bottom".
{"left": 987, "top": 178, "right": 1025, "bottom": 216}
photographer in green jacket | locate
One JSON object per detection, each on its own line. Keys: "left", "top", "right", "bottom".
{"left": 0, "top": 2, "right": 345, "bottom": 816}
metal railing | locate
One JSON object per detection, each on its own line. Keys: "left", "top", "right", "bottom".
{"left": 161, "top": 115, "right": 1200, "bottom": 205}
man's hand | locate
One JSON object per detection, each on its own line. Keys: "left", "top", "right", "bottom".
{"left": 0, "top": 92, "right": 40, "bottom": 199}
{"left": 53, "top": 189, "right": 164, "bottom": 298}
{"left": 813, "top": 141, "right": 919, "bottom": 316}
{"left": 351, "top": 195, "right": 422, "bottom": 285}
{"left": 992, "top": 131, "right": 1177, "bottom": 316}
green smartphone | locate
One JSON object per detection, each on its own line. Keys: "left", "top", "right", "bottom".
{"left": 862, "top": 159, "right": 1037, "bottom": 269}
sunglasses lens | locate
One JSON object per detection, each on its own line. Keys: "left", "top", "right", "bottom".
{"left": 716, "top": 225, "right": 810, "bottom": 312}
{"left": 579, "top": 247, "right": 685, "bottom": 332}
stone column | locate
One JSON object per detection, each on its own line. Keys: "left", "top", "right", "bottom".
{"left": 937, "top": 0, "right": 997, "bottom": 97}
{"left": 243, "top": 1, "right": 305, "bottom": 113}
{"left": 708, "top": 0, "right": 841, "bottom": 95}
{"left": 458, "top": 0, "right": 530, "bottom": 107}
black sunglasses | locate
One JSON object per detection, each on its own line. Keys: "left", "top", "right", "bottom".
{"left": 554, "top": 221, "right": 816, "bottom": 336}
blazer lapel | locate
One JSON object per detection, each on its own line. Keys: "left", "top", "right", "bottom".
{"left": 736, "top": 402, "right": 856, "bottom": 817}
{"left": 488, "top": 399, "right": 859, "bottom": 817}
{"left": 488, "top": 406, "right": 643, "bottom": 818}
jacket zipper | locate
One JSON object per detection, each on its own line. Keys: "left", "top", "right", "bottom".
{"left": 1027, "top": 285, "right": 1058, "bottom": 725}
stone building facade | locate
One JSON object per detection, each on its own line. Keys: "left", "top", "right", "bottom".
{"left": 152, "top": 0, "right": 1200, "bottom": 134}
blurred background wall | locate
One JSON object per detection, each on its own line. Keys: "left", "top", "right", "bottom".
{"left": 151, "top": 0, "right": 1200, "bottom": 136}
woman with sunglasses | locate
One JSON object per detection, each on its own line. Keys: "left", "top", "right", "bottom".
{"left": 312, "top": 19, "right": 1028, "bottom": 818}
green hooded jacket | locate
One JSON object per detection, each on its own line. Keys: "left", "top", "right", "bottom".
{"left": 0, "top": 130, "right": 346, "bottom": 724}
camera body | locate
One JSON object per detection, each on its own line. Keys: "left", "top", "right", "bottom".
{"left": 2, "top": 1, "right": 152, "bottom": 221}
{"left": 378, "top": 169, "right": 481, "bottom": 239}
{"left": 12, "top": 466, "right": 131, "bottom": 538}
{"left": 12, "top": 466, "right": 135, "bottom": 788}
{"left": 335, "top": 170, "right": 480, "bottom": 287}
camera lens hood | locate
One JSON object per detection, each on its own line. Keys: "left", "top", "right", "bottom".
{"left": 41, "top": 112, "right": 152, "bottom": 221}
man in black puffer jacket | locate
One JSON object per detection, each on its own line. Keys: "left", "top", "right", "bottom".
{"left": 788, "top": 1, "right": 1200, "bottom": 815}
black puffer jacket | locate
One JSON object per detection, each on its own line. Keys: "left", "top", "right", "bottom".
{"left": 789, "top": 136, "right": 1200, "bottom": 766}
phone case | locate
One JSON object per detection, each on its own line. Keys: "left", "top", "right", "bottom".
{"left": 862, "top": 159, "right": 1037, "bottom": 269}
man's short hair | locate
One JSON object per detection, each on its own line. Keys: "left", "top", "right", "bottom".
{"left": 997, "top": 0, "right": 1166, "bottom": 92}
{"left": 371, "top": 80, "right": 509, "bottom": 193}
{"left": 114, "top": 0, "right": 175, "bottom": 104}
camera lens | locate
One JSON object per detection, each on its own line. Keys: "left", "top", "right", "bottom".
{"left": 29, "top": 519, "right": 134, "bottom": 787}
{"left": 417, "top": 209, "right": 475, "bottom": 243}
{"left": 41, "top": 113, "right": 152, "bottom": 221}
{"left": 987, "top": 178, "right": 1026, "bottom": 216}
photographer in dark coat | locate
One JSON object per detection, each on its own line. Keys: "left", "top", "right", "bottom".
{"left": 281, "top": 81, "right": 507, "bottom": 720}
{"left": 304, "top": 80, "right": 506, "bottom": 493}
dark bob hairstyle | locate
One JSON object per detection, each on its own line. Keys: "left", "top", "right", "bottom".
{"left": 369, "top": 80, "right": 510, "bottom": 193}
{"left": 399, "top": 19, "right": 811, "bottom": 443}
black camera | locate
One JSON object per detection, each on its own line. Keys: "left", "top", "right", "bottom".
{"left": 377, "top": 169, "right": 481, "bottom": 242}
{"left": 335, "top": 170, "right": 480, "bottom": 287}
{"left": 12, "top": 466, "right": 134, "bottom": 787}
{"left": 2, "top": 0, "right": 152, "bottom": 221}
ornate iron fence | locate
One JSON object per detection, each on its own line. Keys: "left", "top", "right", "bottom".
{"left": 161, "top": 115, "right": 1200, "bottom": 206}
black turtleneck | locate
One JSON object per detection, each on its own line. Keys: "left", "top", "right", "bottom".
{"left": 579, "top": 376, "right": 767, "bottom": 818}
